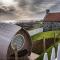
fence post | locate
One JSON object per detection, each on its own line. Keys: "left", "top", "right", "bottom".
{"left": 43, "top": 37, "right": 46, "bottom": 52}
{"left": 51, "top": 47, "right": 55, "bottom": 60}
{"left": 43, "top": 53, "right": 48, "bottom": 60}
{"left": 57, "top": 43, "right": 60, "bottom": 60}
{"left": 54, "top": 31, "right": 56, "bottom": 46}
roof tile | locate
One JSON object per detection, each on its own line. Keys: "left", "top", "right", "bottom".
{"left": 44, "top": 13, "right": 60, "bottom": 22}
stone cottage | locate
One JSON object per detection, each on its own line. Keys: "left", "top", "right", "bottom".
{"left": 43, "top": 10, "right": 60, "bottom": 32}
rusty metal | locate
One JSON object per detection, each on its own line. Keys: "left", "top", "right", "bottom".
{"left": 0, "top": 23, "right": 32, "bottom": 60}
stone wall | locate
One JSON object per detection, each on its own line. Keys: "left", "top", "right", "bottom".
{"left": 43, "top": 22, "right": 60, "bottom": 32}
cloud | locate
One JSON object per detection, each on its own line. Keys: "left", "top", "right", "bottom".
{"left": 50, "top": 2, "right": 60, "bottom": 12}
{"left": 17, "top": 0, "right": 59, "bottom": 14}
{"left": 0, "top": 0, "right": 60, "bottom": 20}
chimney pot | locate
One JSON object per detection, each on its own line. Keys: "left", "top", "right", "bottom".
{"left": 46, "top": 9, "right": 50, "bottom": 14}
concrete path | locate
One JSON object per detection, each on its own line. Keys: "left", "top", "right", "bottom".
{"left": 29, "top": 52, "right": 40, "bottom": 60}
{"left": 28, "top": 28, "right": 43, "bottom": 59}
{"left": 28, "top": 28, "right": 43, "bottom": 36}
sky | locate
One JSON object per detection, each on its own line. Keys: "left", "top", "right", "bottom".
{"left": 0, "top": 0, "right": 60, "bottom": 21}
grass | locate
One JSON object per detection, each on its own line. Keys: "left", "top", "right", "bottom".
{"left": 31, "top": 30, "right": 60, "bottom": 41}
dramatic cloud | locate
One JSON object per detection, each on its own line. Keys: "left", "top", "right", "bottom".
{"left": 0, "top": 0, "right": 60, "bottom": 20}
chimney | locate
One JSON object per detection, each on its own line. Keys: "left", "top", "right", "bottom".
{"left": 46, "top": 9, "right": 50, "bottom": 14}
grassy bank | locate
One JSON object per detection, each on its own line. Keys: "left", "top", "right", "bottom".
{"left": 31, "top": 31, "right": 60, "bottom": 41}
{"left": 31, "top": 30, "right": 60, "bottom": 60}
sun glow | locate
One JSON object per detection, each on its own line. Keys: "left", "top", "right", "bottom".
{"left": 1, "top": 0, "right": 17, "bottom": 6}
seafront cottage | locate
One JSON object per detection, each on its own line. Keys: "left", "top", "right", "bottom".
{"left": 43, "top": 10, "right": 60, "bottom": 32}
